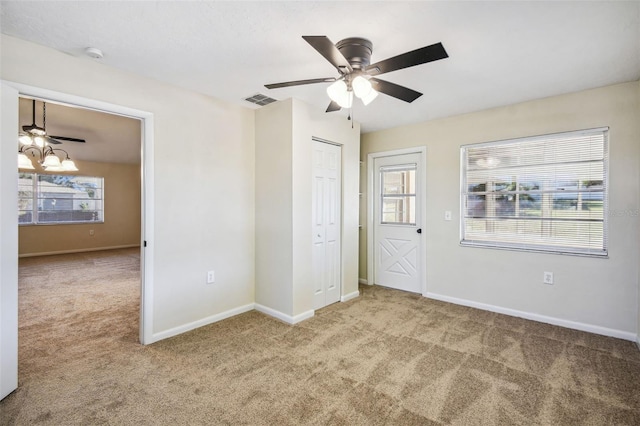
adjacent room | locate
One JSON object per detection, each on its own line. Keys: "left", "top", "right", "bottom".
{"left": 1, "top": 1, "right": 639, "bottom": 424}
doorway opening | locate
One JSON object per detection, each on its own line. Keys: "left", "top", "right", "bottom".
{"left": 1, "top": 81, "right": 155, "bottom": 399}
{"left": 16, "top": 96, "right": 143, "bottom": 379}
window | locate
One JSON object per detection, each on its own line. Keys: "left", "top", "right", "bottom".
{"left": 461, "top": 127, "right": 608, "bottom": 257}
{"left": 380, "top": 165, "right": 416, "bottom": 225}
{"left": 19, "top": 173, "right": 104, "bottom": 225}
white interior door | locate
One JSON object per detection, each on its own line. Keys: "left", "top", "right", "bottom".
{"left": 373, "top": 153, "right": 423, "bottom": 293}
{"left": 312, "top": 140, "right": 341, "bottom": 310}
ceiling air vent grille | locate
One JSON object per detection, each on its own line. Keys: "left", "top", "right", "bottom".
{"left": 244, "top": 94, "right": 278, "bottom": 106}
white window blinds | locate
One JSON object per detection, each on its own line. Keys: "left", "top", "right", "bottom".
{"left": 18, "top": 173, "right": 104, "bottom": 225}
{"left": 461, "top": 127, "right": 608, "bottom": 257}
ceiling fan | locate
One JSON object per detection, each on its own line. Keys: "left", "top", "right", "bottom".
{"left": 19, "top": 99, "right": 86, "bottom": 146}
{"left": 265, "top": 36, "right": 448, "bottom": 112}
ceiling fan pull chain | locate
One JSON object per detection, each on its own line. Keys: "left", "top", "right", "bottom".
{"left": 43, "top": 102, "right": 46, "bottom": 132}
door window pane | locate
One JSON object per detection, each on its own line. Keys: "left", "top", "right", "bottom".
{"left": 380, "top": 165, "right": 416, "bottom": 225}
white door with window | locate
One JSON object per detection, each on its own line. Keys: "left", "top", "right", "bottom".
{"left": 312, "top": 140, "right": 342, "bottom": 309}
{"left": 372, "top": 152, "right": 424, "bottom": 293}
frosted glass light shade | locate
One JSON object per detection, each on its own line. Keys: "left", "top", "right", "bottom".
{"left": 19, "top": 133, "right": 33, "bottom": 146}
{"left": 18, "top": 153, "right": 35, "bottom": 170}
{"left": 326, "top": 80, "right": 353, "bottom": 108}
{"left": 327, "top": 80, "right": 347, "bottom": 102}
{"left": 361, "top": 89, "right": 379, "bottom": 106}
{"left": 352, "top": 76, "right": 372, "bottom": 98}
{"left": 61, "top": 159, "right": 78, "bottom": 171}
{"left": 42, "top": 154, "right": 62, "bottom": 169}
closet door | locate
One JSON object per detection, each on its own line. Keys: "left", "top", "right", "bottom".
{"left": 312, "top": 140, "right": 342, "bottom": 310}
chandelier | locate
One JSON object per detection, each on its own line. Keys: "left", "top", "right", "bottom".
{"left": 18, "top": 100, "right": 78, "bottom": 172}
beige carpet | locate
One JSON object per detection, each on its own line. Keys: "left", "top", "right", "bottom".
{"left": 1, "top": 249, "right": 639, "bottom": 425}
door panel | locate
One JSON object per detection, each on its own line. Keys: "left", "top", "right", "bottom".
{"left": 373, "top": 153, "right": 422, "bottom": 293}
{"left": 312, "top": 141, "right": 341, "bottom": 309}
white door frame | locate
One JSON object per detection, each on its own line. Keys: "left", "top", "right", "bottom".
{"left": 367, "top": 147, "right": 427, "bottom": 296}
{"left": 0, "top": 81, "right": 155, "bottom": 347}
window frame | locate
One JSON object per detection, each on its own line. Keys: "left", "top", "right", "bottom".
{"left": 18, "top": 172, "right": 105, "bottom": 226}
{"left": 460, "top": 127, "right": 609, "bottom": 258}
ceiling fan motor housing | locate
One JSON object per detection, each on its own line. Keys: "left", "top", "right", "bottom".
{"left": 336, "top": 37, "right": 373, "bottom": 70}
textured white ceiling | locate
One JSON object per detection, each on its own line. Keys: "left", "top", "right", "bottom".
{"left": 2, "top": 1, "right": 639, "bottom": 134}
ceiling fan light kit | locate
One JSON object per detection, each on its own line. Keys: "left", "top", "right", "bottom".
{"left": 17, "top": 100, "right": 82, "bottom": 172}
{"left": 265, "top": 35, "right": 448, "bottom": 115}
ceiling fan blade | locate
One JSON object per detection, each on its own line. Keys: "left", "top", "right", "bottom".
{"left": 49, "top": 135, "right": 86, "bottom": 143}
{"left": 370, "top": 78, "right": 423, "bottom": 103}
{"left": 265, "top": 77, "right": 336, "bottom": 89}
{"left": 366, "top": 42, "right": 448, "bottom": 76}
{"left": 302, "top": 36, "right": 353, "bottom": 74}
{"left": 325, "top": 101, "right": 341, "bottom": 113}
{"left": 44, "top": 136, "right": 62, "bottom": 145}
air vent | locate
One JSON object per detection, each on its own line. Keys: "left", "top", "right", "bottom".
{"left": 244, "top": 94, "right": 278, "bottom": 106}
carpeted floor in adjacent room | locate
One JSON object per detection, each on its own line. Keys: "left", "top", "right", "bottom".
{"left": 1, "top": 248, "right": 639, "bottom": 425}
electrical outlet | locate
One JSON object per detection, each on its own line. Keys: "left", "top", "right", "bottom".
{"left": 543, "top": 271, "right": 554, "bottom": 285}
{"left": 89, "top": 229, "right": 95, "bottom": 236}
{"left": 207, "top": 270, "right": 215, "bottom": 284}
{"left": 444, "top": 210, "right": 452, "bottom": 221}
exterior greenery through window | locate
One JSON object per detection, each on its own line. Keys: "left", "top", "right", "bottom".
{"left": 18, "top": 173, "right": 104, "bottom": 225}
{"left": 461, "top": 128, "right": 608, "bottom": 256}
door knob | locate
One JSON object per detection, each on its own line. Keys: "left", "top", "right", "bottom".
{"left": 416, "top": 228, "right": 422, "bottom": 234}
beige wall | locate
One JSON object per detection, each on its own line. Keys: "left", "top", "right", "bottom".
{"left": 255, "top": 98, "right": 360, "bottom": 320}
{"left": 2, "top": 34, "right": 255, "bottom": 339}
{"left": 361, "top": 81, "right": 640, "bottom": 338}
{"left": 255, "top": 99, "right": 294, "bottom": 316}
{"left": 19, "top": 160, "right": 141, "bottom": 256}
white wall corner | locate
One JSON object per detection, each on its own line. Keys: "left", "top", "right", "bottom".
{"left": 150, "top": 303, "right": 255, "bottom": 344}
{"left": 341, "top": 290, "right": 360, "bottom": 302}
{"left": 255, "top": 304, "right": 314, "bottom": 325}
{"left": 426, "top": 292, "right": 637, "bottom": 342}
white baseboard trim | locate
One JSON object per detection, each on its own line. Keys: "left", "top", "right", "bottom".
{"left": 341, "top": 290, "right": 360, "bottom": 302}
{"left": 425, "top": 292, "right": 637, "bottom": 342}
{"left": 254, "top": 304, "right": 314, "bottom": 325}
{"left": 358, "top": 278, "right": 368, "bottom": 285}
{"left": 19, "top": 244, "right": 140, "bottom": 258}
{"left": 150, "top": 303, "right": 255, "bottom": 343}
